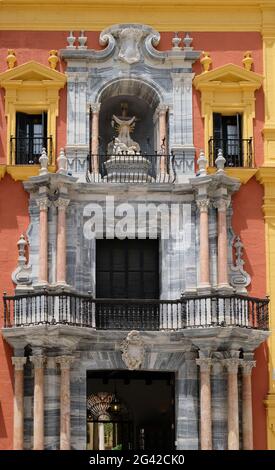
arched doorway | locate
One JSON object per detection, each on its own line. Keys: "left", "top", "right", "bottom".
{"left": 87, "top": 370, "right": 175, "bottom": 451}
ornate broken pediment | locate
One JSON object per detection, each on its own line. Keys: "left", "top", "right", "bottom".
{"left": 121, "top": 330, "right": 145, "bottom": 370}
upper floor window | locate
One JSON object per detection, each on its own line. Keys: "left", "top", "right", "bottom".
{"left": 13, "top": 112, "right": 51, "bottom": 165}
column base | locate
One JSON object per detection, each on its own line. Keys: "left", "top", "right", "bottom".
{"left": 197, "top": 284, "right": 212, "bottom": 295}
{"left": 215, "top": 284, "right": 234, "bottom": 294}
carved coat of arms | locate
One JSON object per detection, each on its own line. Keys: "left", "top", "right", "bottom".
{"left": 118, "top": 28, "right": 143, "bottom": 64}
{"left": 121, "top": 330, "right": 145, "bottom": 370}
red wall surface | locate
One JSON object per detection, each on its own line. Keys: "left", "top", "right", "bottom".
{"left": 0, "top": 30, "right": 267, "bottom": 449}
{"left": 0, "top": 176, "right": 29, "bottom": 450}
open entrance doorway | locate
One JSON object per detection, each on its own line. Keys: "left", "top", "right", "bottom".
{"left": 87, "top": 370, "right": 175, "bottom": 450}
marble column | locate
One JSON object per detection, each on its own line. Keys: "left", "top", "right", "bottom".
{"left": 56, "top": 356, "right": 74, "bottom": 450}
{"left": 55, "top": 197, "right": 70, "bottom": 286}
{"left": 215, "top": 199, "right": 230, "bottom": 289}
{"left": 196, "top": 199, "right": 210, "bottom": 290}
{"left": 91, "top": 103, "right": 101, "bottom": 174}
{"left": 30, "top": 355, "right": 46, "bottom": 450}
{"left": 196, "top": 358, "right": 212, "bottom": 450}
{"left": 12, "top": 357, "right": 27, "bottom": 450}
{"left": 36, "top": 197, "right": 50, "bottom": 285}
{"left": 223, "top": 358, "right": 240, "bottom": 450}
{"left": 242, "top": 360, "right": 256, "bottom": 450}
{"left": 157, "top": 105, "right": 168, "bottom": 174}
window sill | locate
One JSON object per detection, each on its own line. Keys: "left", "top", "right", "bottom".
{"left": 207, "top": 167, "right": 257, "bottom": 184}
{"left": 6, "top": 165, "right": 56, "bottom": 181}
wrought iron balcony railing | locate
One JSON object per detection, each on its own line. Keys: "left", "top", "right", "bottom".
{"left": 208, "top": 137, "right": 253, "bottom": 168}
{"left": 3, "top": 292, "right": 269, "bottom": 331}
{"left": 10, "top": 136, "right": 53, "bottom": 165}
{"left": 86, "top": 152, "right": 176, "bottom": 183}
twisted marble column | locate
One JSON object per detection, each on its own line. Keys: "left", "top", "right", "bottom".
{"left": 223, "top": 358, "right": 241, "bottom": 450}
{"left": 30, "top": 356, "right": 46, "bottom": 450}
{"left": 242, "top": 360, "right": 256, "bottom": 450}
{"left": 56, "top": 356, "right": 74, "bottom": 450}
{"left": 12, "top": 357, "right": 27, "bottom": 450}
{"left": 196, "top": 358, "right": 212, "bottom": 450}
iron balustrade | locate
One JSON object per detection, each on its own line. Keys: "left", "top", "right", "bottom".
{"left": 10, "top": 136, "right": 53, "bottom": 165}
{"left": 86, "top": 152, "right": 177, "bottom": 183}
{"left": 208, "top": 137, "right": 253, "bottom": 168}
{"left": 3, "top": 292, "right": 269, "bottom": 331}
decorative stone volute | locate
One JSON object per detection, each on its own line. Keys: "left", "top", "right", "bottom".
{"left": 121, "top": 330, "right": 145, "bottom": 370}
{"left": 229, "top": 235, "right": 251, "bottom": 294}
{"left": 197, "top": 149, "right": 207, "bottom": 176}
{"left": 12, "top": 234, "right": 32, "bottom": 290}
{"left": 57, "top": 148, "right": 67, "bottom": 174}
{"left": 48, "top": 50, "right": 59, "bottom": 69}
{"left": 7, "top": 49, "right": 17, "bottom": 69}
{"left": 242, "top": 51, "right": 253, "bottom": 71}
{"left": 200, "top": 51, "right": 212, "bottom": 72}
{"left": 39, "top": 148, "right": 49, "bottom": 175}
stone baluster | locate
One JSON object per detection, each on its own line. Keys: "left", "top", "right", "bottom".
{"left": 196, "top": 198, "right": 211, "bottom": 291}
{"left": 30, "top": 356, "right": 46, "bottom": 450}
{"left": 223, "top": 358, "right": 241, "bottom": 450}
{"left": 36, "top": 193, "right": 50, "bottom": 286}
{"left": 90, "top": 103, "right": 101, "bottom": 174}
{"left": 12, "top": 357, "right": 27, "bottom": 450}
{"left": 214, "top": 198, "right": 230, "bottom": 290}
{"left": 55, "top": 197, "right": 70, "bottom": 286}
{"left": 157, "top": 105, "right": 168, "bottom": 174}
{"left": 56, "top": 356, "right": 74, "bottom": 450}
{"left": 196, "top": 357, "right": 213, "bottom": 450}
{"left": 242, "top": 360, "right": 256, "bottom": 450}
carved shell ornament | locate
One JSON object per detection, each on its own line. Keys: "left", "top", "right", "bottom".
{"left": 120, "top": 330, "right": 145, "bottom": 370}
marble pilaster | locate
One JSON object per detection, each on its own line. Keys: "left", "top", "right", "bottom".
{"left": 241, "top": 360, "right": 256, "bottom": 450}
{"left": 12, "top": 357, "right": 27, "bottom": 450}
{"left": 56, "top": 356, "right": 74, "bottom": 450}
{"left": 223, "top": 358, "right": 241, "bottom": 450}
{"left": 30, "top": 355, "right": 46, "bottom": 450}
{"left": 196, "top": 357, "right": 212, "bottom": 450}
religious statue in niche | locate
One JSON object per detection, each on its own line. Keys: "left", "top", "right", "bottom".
{"left": 107, "top": 102, "right": 140, "bottom": 156}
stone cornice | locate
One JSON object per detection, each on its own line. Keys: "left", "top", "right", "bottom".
{"left": 0, "top": 1, "right": 275, "bottom": 32}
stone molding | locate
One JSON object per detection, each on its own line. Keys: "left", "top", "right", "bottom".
{"left": 12, "top": 357, "right": 27, "bottom": 371}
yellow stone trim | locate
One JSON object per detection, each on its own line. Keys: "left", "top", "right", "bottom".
{"left": 0, "top": 1, "right": 274, "bottom": 31}
{"left": 0, "top": 165, "right": 7, "bottom": 180}
{"left": 6, "top": 164, "right": 56, "bottom": 181}
{"left": 256, "top": 166, "right": 275, "bottom": 450}
{"left": 193, "top": 64, "right": 263, "bottom": 167}
{"left": 0, "top": 60, "right": 66, "bottom": 173}
{"left": 207, "top": 167, "right": 257, "bottom": 184}
{"left": 263, "top": 36, "right": 275, "bottom": 165}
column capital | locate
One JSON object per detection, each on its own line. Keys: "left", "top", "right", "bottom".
{"left": 30, "top": 355, "right": 47, "bottom": 369}
{"left": 196, "top": 358, "right": 212, "bottom": 372}
{"left": 241, "top": 360, "right": 256, "bottom": 375}
{"left": 90, "top": 103, "right": 101, "bottom": 114}
{"left": 56, "top": 355, "right": 74, "bottom": 370}
{"left": 156, "top": 104, "right": 168, "bottom": 116}
{"left": 12, "top": 356, "right": 27, "bottom": 370}
{"left": 196, "top": 198, "right": 210, "bottom": 213}
{"left": 213, "top": 198, "right": 230, "bottom": 212}
{"left": 54, "top": 197, "right": 70, "bottom": 210}
{"left": 223, "top": 358, "right": 241, "bottom": 374}
{"left": 36, "top": 197, "right": 51, "bottom": 211}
